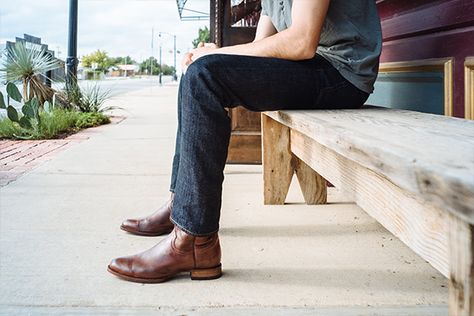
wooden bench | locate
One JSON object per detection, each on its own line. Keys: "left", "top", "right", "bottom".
{"left": 261, "top": 107, "right": 474, "bottom": 315}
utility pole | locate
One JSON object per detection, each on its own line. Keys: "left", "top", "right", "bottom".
{"left": 158, "top": 32, "right": 178, "bottom": 84}
{"left": 66, "top": 0, "right": 78, "bottom": 85}
{"left": 150, "top": 27, "right": 154, "bottom": 76}
{"left": 173, "top": 35, "right": 177, "bottom": 81}
{"left": 159, "top": 33, "right": 162, "bottom": 85}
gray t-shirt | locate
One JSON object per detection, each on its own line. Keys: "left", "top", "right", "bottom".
{"left": 260, "top": 0, "right": 382, "bottom": 93}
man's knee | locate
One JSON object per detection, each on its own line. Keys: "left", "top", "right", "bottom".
{"left": 181, "top": 55, "right": 231, "bottom": 112}
{"left": 184, "top": 55, "right": 221, "bottom": 84}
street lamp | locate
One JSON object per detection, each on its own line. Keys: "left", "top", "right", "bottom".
{"left": 66, "top": 0, "right": 78, "bottom": 85}
{"left": 158, "top": 32, "right": 178, "bottom": 85}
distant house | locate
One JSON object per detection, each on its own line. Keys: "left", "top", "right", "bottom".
{"left": 109, "top": 64, "right": 139, "bottom": 77}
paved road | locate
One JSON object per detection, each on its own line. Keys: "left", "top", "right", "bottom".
{"left": 77, "top": 76, "right": 177, "bottom": 97}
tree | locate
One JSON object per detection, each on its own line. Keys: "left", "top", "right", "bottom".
{"left": 81, "top": 50, "right": 113, "bottom": 73}
{"left": 192, "top": 26, "right": 211, "bottom": 48}
{"left": 161, "top": 64, "right": 176, "bottom": 76}
{"left": 139, "top": 57, "right": 159, "bottom": 75}
{"left": 139, "top": 57, "right": 175, "bottom": 76}
{"left": 111, "top": 56, "right": 136, "bottom": 66}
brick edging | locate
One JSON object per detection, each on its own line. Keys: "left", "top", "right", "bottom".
{"left": 0, "top": 116, "right": 126, "bottom": 187}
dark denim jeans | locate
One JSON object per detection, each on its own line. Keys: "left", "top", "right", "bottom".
{"left": 169, "top": 54, "right": 369, "bottom": 236}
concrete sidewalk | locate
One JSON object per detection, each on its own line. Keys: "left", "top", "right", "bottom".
{"left": 0, "top": 85, "right": 448, "bottom": 315}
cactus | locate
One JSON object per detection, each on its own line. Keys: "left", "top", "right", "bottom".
{"left": 7, "top": 105, "right": 19, "bottom": 122}
{"left": 1, "top": 82, "right": 42, "bottom": 131}
{"left": 6, "top": 82, "right": 22, "bottom": 102}
{"left": 43, "top": 100, "right": 52, "bottom": 115}
{"left": 0, "top": 91, "right": 6, "bottom": 109}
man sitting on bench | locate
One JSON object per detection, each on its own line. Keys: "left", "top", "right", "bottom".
{"left": 108, "top": 0, "right": 383, "bottom": 283}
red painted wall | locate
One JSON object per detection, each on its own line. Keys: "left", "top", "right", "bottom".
{"left": 376, "top": 0, "right": 474, "bottom": 117}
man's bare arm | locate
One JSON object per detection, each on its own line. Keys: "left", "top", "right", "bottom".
{"left": 192, "top": 0, "right": 330, "bottom": 61}
{"left": 253, "top": 15, "right": 277, "bottom": 42}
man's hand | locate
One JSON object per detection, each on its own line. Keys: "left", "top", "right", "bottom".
{"left": 190, "top": 42, "right": 219, "bottom": 62}
{"left": 181, "top": 53, "right": 193, "bottom": 73}
{"left": 182, "top": 42, "right": 219, "bottom": 73}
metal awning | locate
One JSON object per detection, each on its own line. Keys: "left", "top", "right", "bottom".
{"left": 176, "top": 0, "right": 209, "bottom": 21}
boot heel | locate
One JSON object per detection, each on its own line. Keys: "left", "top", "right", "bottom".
{"left": 190, "top": 264, "right": 222, "bottom": 280}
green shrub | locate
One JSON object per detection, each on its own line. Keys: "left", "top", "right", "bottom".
{"left": 0, "top": 118, "right": 30, "bottom": 139}
{"left": 38, "top": 109, "right": 81, "bottom": 139}
{"left": 75, "top": 112, "right": 110, "bottom": 129}
{"left": 0, "top": 109, "right": 110, "bottom": 140}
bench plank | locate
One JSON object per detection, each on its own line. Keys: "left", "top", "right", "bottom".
{"left": 265, "top": 107, "right": 474, "bottom": 224}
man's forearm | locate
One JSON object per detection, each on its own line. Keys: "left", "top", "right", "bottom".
{"left": 215, "top": 27, "right": 318, "bottom": 61}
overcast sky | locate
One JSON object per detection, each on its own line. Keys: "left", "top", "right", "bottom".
{"left": 0, "top": 0, "right": 209, "bottom": 68}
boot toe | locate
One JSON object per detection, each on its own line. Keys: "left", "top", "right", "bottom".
{"left": 108, "top": 257, "right": 133, "bottom": 276}
{"left": 120, "top": 219, "right": 139, "bottom": 233}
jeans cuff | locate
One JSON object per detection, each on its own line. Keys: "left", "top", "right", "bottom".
{"left": 169, "top": 215, "right": 219, "bottom": 237}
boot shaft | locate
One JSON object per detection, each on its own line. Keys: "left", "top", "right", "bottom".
{"left": 174, "top": 227, "right": 221, "bottom": 268}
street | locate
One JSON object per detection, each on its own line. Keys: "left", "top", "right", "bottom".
{"left": 0, "top": 76, "right": 177, "bottom": 118}
{"left": 78, "top": 76, "right": 177, "bottom": 97}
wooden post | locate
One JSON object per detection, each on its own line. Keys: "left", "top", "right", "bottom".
{"left": 449, "top": 214, "right": 474, "bottom": 316}
{"left": 262, "top": 114, "right": 294, "bottom": 204}
{"left": 293, "top": 156, "right": 327, "bottom": 204}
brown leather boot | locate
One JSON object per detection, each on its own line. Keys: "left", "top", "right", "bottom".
{"left": 120, "top": 193, "right": 175, "bottom": 236}
{"left": 108, "top": 226, "right": 222, "bottom": 283}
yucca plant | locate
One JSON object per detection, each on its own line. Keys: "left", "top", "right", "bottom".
{"left": 58, "top": 80, "right": 114, "bottom": 113}
{"left": 80, "top": 83, "right": 112, "bottom": 113}
{"left": 0, "top": 41, "right": 60, "bottom": 104}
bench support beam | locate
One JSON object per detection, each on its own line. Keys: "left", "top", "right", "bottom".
{"left": 449, "top": 215, "right": 474, "bottom": 316}
{"left": 294, "top": 155, "right": 327, "bottom": 204}
{"left": 262, "top": 114, "right": 294, "bottom": 204}
{"left": 290, "top": 128, "right": 450, "bottom": 277}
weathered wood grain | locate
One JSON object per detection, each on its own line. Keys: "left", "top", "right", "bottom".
{"left": 290, "top": 129, "right": 450, "bottom": 277}
{"left": 265, "top": 108, "right": 474, "bottom": 224}
{"left": 293, "top": 154, "right": 327, "bottom": 205}
{"left": 227, "top": 131, "right": 261, "bottom": 164}
{"left": 449, "top": 215, "right": 474, "bottom": 316}
{"left": 261, "top": 114, "right": 293, "bottom": 204}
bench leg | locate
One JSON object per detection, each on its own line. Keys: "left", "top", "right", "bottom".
{"left": 449, "top": 214, "right": 474, "bottom": 316}
{"left": 262, "top": 114, "right": 294, "bottom": 204}
{"left": 262, "top": 114, "right": 328, "bottom": 205}
{"left": 294, "top": 156, "right": 327, "bottom": 205}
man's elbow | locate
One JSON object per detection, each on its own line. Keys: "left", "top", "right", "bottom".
{"left": 289, "top": 31, "right": 319, "bottom": 60}
{"left": 294, "top": 40, "right": 318, "bottom": 60}
{"left": 299, "top": 47, "right": 317, "bottom": 60}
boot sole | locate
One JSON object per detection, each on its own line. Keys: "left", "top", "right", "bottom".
{"left": 107, "top": 264, "right": 222, "bottom": 283}
{"left": 120, "top": 225, "right": 174, "bottom": 237}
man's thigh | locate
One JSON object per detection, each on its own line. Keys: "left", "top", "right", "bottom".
{"left": 185, "top": 53, "right": 348, "bottom": 112}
